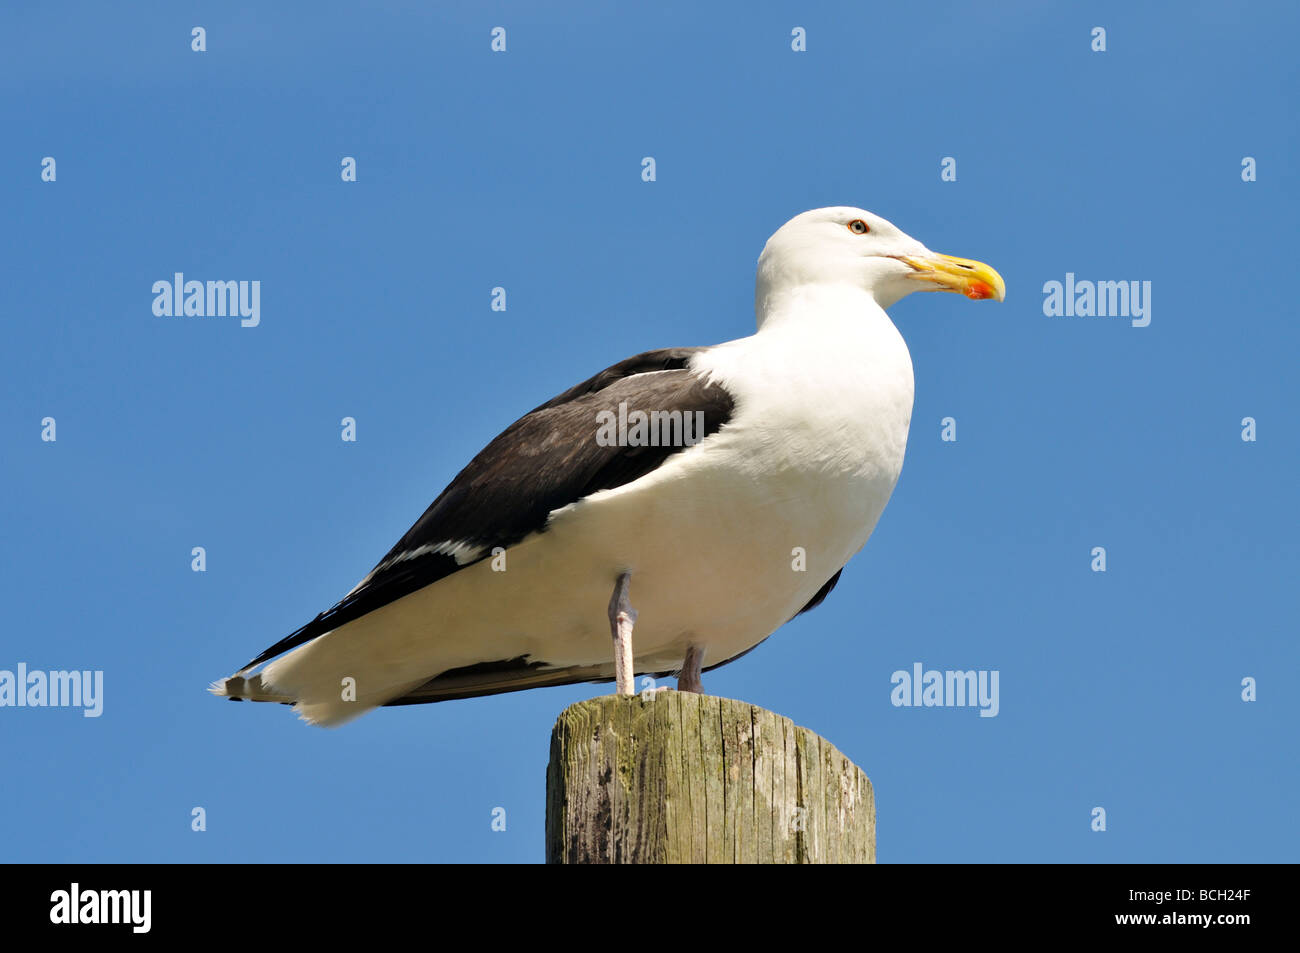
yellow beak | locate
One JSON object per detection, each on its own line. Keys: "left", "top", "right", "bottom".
{"left": 897, "top": 252, "right": 1006, "bottom": 302}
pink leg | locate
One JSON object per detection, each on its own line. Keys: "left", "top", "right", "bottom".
{"left": 608, "top": 572, "right": 637, "bottom": 696}
{"left": 678, "top": 644, "right": 705, "bottom": 694}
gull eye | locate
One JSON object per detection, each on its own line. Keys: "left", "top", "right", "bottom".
{"left": 847, "top": 219, "right": 870, "bottom": 235}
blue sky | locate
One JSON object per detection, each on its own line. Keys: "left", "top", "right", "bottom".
{"left": 2, "top": 0, "right": 1296, "bottom": 863}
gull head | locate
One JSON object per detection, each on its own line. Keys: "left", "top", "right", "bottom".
{"left": 756, "top": 206, "right": 1005, "bottom": 317}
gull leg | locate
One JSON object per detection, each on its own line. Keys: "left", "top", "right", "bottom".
{"left": 608, "top": 572, "right": 637, "bottom": 696}
{"left": 678, "top": 644, "right": 705, "bottom": 694}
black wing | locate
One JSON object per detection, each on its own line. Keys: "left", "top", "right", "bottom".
{"left": 241, "top": 347, "right": 734, "bottom": 671}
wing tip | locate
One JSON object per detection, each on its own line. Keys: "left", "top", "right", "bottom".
{"left": 209, "top": 672, "right": 295, "bottom": 704}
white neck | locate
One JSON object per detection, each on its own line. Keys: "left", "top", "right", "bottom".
{"left": 756, "top": 281, "right": 894, "bottom": 336}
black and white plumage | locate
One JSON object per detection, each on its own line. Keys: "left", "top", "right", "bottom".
{"left": 212, "top": 206, "right": 1004, "bottom": 726}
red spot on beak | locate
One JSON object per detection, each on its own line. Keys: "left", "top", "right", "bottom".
{"left": 966, "top": 281, "right": 994, "bottom": 300}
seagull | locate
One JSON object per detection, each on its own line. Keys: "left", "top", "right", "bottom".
{"left": 212, "top": 206, "right": 1004, "bottom": 726}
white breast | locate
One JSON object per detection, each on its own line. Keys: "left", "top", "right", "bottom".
{"left": 694, "top": 284, "right": 916, "bottom": 560}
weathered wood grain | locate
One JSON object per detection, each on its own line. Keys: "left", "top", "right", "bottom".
{"left": 545, "top": 692, "right": 875, "bottom": 864}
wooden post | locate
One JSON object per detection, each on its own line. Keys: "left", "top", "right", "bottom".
{"left": 545, "top": 691, "right": 875, "bottom": 864}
